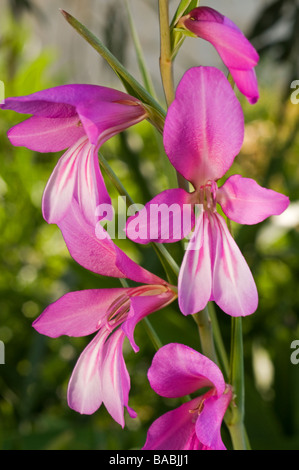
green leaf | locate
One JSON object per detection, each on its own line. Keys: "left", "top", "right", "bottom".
{"left": 170, "top": 0, "right": 200, "bottom": 59}
{"left": 60, "top": 9, "right": 166, "bottom": 133}
{"left": 124, "top": 0, "right": 156, "bottom": 98}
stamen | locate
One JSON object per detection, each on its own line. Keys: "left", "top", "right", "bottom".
{"left": 105, "top": 294, "right": 131, "bottom": 329}
{"left": 197, "top": 181, "right": 218, "bottom": 213}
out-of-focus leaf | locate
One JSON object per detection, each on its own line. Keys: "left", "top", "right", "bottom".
{"left": 60, "top": 10, "right": 166, "bottom": 134}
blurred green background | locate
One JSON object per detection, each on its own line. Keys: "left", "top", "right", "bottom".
{"left": 0, "top": 0, "right": 299, "bottom": 450}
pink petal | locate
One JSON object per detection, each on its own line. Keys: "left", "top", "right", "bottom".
{"left": 7, "top": 116, "right": 85, "bottom": 152}
{"left": 163, "top": 67, "right": 244, "bottom": 188}
{"left": 182, "top": 7, "right": 259, "bottom": 70}
{"left": 101, "top": 329, "right": 136, "bottom": 427}
{"left": 126, "top": 188, "right": 195, "bottom": 244}
{"left": 58, "top": 200, "right": 163, "bottom": 285}
{"left": 77, "top": 100, "right": 147, "bottom": 146}
{"left": 148, "top": 343, "right": 226, "bottom": 398}
{"left": 229, "top": 68, "right": 259, "bottom": 104}
{"left": 0, "top": 84, "right": 138, "bottom": 118}
{"left": 178, "top": 211, "right": 212, "bottom": 316}
{"left": 217, "top": 174, "right": 290, "bottom": 225}
{"left": 32, "top": 288, "right": 127, "bottom": 338}
{"left": 67, "top": 328, "right": 109, "bottom": 415}
{"left": 195, "top": 387, "right": 232, "bottom": 450}
{"left": 142, "top": 397, "right": 203, "bottom": 450}
{"left": 42, "top": 138, "right": 83, "bottom": 224}
{"left": 74, "top": 141, "right": 111, "bottom": 226}
{"left": 42, "top": 137, "right": 111, "bottom": 225}
{"left": 210, "top": 213, "right": 258, "bottom": 316}
{"left": 123, "top": 290, "right": 176, "bottom": 352}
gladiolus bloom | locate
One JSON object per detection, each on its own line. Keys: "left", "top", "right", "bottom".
{"left": 143, "top": 343, "right": 232, "bottom": 450}
{"left": 178, "top": 6, "right": 260, "bottom": 104}
{"left": 33, "top": 201, "right": 177, "bottom": 427}
{"left": 126, "top": 67, "right": 289, "bottom": 317}
{"left": 0, "top": 85, "right": 147, "bottom": 225}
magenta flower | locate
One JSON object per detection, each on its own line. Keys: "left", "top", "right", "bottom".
{"left": 126, "top": 67, "right": 289, "bottom": 317}
{"left": 143, "top": 343, "right": 232, "bottom": 450}
{"left": 178, "top": 6, "right": 260, "bottom": 104}
{"left": 33, "top": 201, "right": 177, "bottom": 427}
{"left": 0, "top": 85, "right": 147, "bottom": 225}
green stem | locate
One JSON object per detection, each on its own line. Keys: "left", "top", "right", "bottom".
{"left": 226, "top": 316, "right": 249, "bottom": 450}
{"left": 193, "top": 305, "right": 218, "bottom": 364}
{"left": 158, "top": 0, "right": 189, "bottom": 192}
{"left": 207, "top": 302, "right": 230, "bottom": 380}
{"left": 158, "top": 0, "right": 175, "bottom": 107}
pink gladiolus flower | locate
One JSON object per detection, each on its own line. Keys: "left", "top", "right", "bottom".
{"left": 143, "top": 343, "right": 232, "bottom": 450}
{"left": 0, "top": 85, "right": 147, "bottom": 225}
{"left": 33, "top": 201, "right": 177, "bottom": 427}
{"left": 178, "top": 6, "right": 260, "bottom": 104}
{"left": 126, "top": 67, "right": 289, "bottom": 317}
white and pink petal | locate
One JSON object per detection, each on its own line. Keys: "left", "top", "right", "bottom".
{"left": 178, "top": 211, "right": 212, "bottom": 316}
{"left": 210, "top": 213, "right": 258, "bottom": 316}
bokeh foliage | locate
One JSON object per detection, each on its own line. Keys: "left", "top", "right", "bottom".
{"left": 0, "top": 1, "right": 299, "bottom": 450}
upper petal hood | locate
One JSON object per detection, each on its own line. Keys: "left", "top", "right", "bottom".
{"left": 163, "top": 67, "right": 244, "bottom": 188}
{"left": 2, "top": 84, "right": 147, "bottom": 148}
{"left": 0, "top": 84, "right": 140, "bottom": 118}
{"left": 179, "top": 7, "right": 259, "bottom": 103}
{"left": 181, "top": 7, "right": 259, "bottom": 70}
{"left": 147, "top": 343, "right": 226, "bottom": 398}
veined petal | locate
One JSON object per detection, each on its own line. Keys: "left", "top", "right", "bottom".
{"left": 126, "top": 188, "right": 195, "bottom": 244}
{"left": 101, "top": 329, "right": 136, "bottom": 428}
{"left": 178, "top": 211, "right": 212, "bottom": 316}
{"left": 181, "top": 7, "right": 259, "bottom": 70}
{"left": 147, "top": 343, "right": 226, "bottom": 398}
{"left": 195, "top": 387, "right": 232, "bottom": 450}
{"left": 32, "top": 288, "right": 127, "bottom": 338}
{"left": 58, "top": 200, "right": 164, "bottom": 285}
{"left": 210, "top": 213, "right": 258, "bottom": 316}
{"left": 163, "top": 67, "right": 244, "bottom": 188}
{"left": 67, "top": 328, "right": 109, "bottom": 415}
{"left": 7, "top": 116, "right": 85, "bottom": 152}
{"left": 142, "top": 397, "right": 203, "bottom": 450}
{"left": 217, "top": 174, "right": 290, "bottom": 225}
